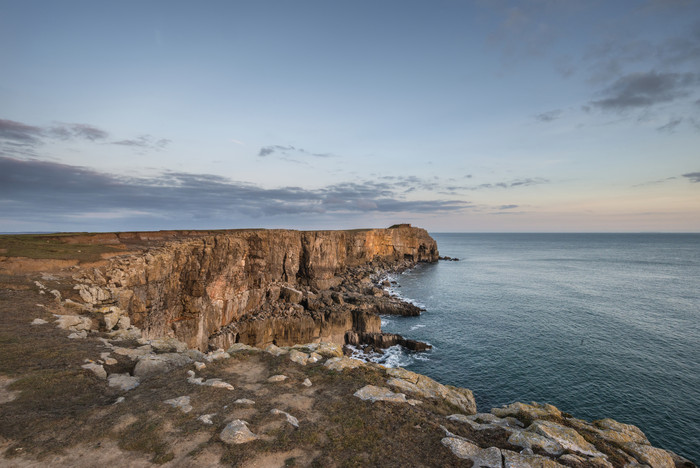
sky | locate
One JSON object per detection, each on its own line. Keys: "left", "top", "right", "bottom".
{"left": 1, "top": 0, "right": 699, "bottom": 233}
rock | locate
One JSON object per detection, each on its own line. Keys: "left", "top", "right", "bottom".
{"left": 102, "top": 309, "right": 121, "bottom": 331}
{"left": 354, "top": 385, "right": 419, "bottom": 405}
{"left": 386, "top": 367, "right": 476, "bottom": 415}
{"left": 441, "top": 437, "right": 502, "bottom": 467}
{"left": 502, "top": 449, "right": 565, "bottom": 468}
{"left": 288, "top": 349, "right": 309, "bottom": 365}
{"left": 204, "top": 379, "right": 234, "bottom": 390}
{"left": 185, "top": 349, "right": 206, "bottom": 361}
{"left": 194, "top": 361, "right": 206, "bottom": 371}
{"left": 68, "top": 330, "right": 88, "bottom": 339}
{"left": 198, "top": 413, "right": 216, "bottom": 425}
{"left": 220, "top": 420, "right": 258, "bottom": 444}
{"left": 302, "top": 378, "right": 312, "bottom": 387}
{"left": 164, "top": 396, "right": 192, "bottom": 413}
{"left": 227, "top": 343, "right": 257, "bottom": 353}
{"left": 116, "top": 315, "right": 131, "bottom": 330}
{"left": 234, "top": 398, "right": 255, "bottom": 405}
{"left": 307, "top": 352, "right": 322, "bottom": 363}
{"left": 104, "top": 357, "right": 118, "bottom": 365}
{"left": 107, "top": 373, "right": 140, "bottom": 391}
{"left": 76, "top": 285, "right": 110, "bottom": 304}
{"left": 492, "top": 401, "right": 562, "bottom": 423}
{"left": 149, "top": 337, "right": 188, "bottom": 353}
{"left": 271, "top": 408, "right": 299, "bottom": 428}
{"left": 267, "top": 374, "right": 288, "bottom": 383}
{"left": 324, "top": 356, "right": 364, "bottom": 372}
{"left": 81, "top": 362, "right": 107, "bottom": 379}
{"left": 527, "top": 420, "right": 603, "bottom": 457}
{"left": 54, "top": 314, "right": 93, "bottom": 331}
{"left": 31, "top": 318, "right": 48, "bottom": 325}
{"left": 133, "top": 353, "right": 192, "bottom": 377}
{"left": 623, "top": 443, "right": 675, "bottom": 468}
{"left": 316, "top": 342, "right": 343, "bottom": 358}
{"left": 264, "top": 344, "right": 288, "bottom": 356}
{"left": 113, "top": 346, "right": 152, "bottom": 359}
{"left": 591, "top": 418, "right": 650, "bottom": 445}
{"left": 280, "top": 285, "right": 303, "bottom": 304}
{"left": 206, "top": 349, "right": 231, "bottom": 361}
{"left": 108, "top": 327, "right": 142, "bottom": 340}
{"left": 508, "top": 430, "right": 564, "bottom": 456}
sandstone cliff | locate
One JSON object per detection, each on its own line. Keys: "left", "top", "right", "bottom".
{"left": 72, "top": 225, "right": 438, "bottom": 351}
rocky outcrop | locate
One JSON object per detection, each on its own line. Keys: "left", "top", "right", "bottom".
{"left": 72, "top": 225, "right": 438, "bottom": 351}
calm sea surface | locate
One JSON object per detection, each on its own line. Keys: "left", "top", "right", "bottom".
{"left": 379, "top": 233, "right": 699, "bottom": 462}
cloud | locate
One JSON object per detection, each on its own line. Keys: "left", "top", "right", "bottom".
{"left": 258, "top": 144, "right": 333, "bottom": 158}
{"left": 112, "top": 135, "right": 171, "bottom": 150}
{"left": 683, "top": 172, "right": 700, "bottom": 183}
{"left": 472, "top": 177, "right": 549, "bottom": 190}
{"left": 0, "top": 119, "right": 43, "bottom": 144}
{"left": 499, "top": 205, "right": 519, "bottom": 210}
{"left": 0, "top": 157, "right": 472, "bottom": 225}
{"left": 657, "top": 117, "right": 684, "bottom": 133}
{"left": 591, "top": 71, "right": 700, "bottom": 111}
{"left": 534, "top": 109, "right": 563, "bottom": 122}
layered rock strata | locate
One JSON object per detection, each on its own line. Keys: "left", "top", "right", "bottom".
{"left": 71, "top": 225, "right": 438, "bottom": 351}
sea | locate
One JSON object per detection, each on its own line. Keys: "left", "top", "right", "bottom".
{"left": 368, "top": 233, "right": 699, "bottom": 463}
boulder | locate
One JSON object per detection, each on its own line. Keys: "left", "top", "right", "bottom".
{"left": 502, "top": 449, "right": 566, "bottom": 468}
{"left": 492, "top": 401, "right": 562, "bottom": 423}
{"left": 271, "top": 408, "right": 299, "bottom": 428}
{"left": 149, "top": 337, "right": 188, "bottom": 353}
{"left": 107, "top": 373, "right": 140, "bottom": 391}
{"left": 354, "top": 385, "right": 420, "bottom": 405}
{"left": 526, "top": 420, "right": 603, "bottom": 458}
{"left": 288, "top": 349, "right": 309, "bottom": 365}
{"left": 264, "top": 344, "right": 288, "bottom": 356}
{"left": 164, "top": 396, "right": 192, "bottom": 413}
{"left": 441, "top": 437, "right": 502, "bottom": 467}
{"left": 133, "top": 353, "right": 192, "bottom": 377}
{"left": 386, "top": 367, "right": 476, "bottom": 415}
{"left": 316, "top": 342, "right": 343, "bottom": 358}
{"left": 508, "top": 430, "right": 564, "bottom": 456}
{"left": 324, "top": 357, "right": 364, "bottom": 372}
{"left": 227, "top": 343, "right": 257, "bottom": 353}
{"left": 81, "top": 362, "right": 107, "bottom": 379}
{"left": 267, "top": 374, "right": 288, "bottom": 383}
{"left": 280, "top": 285, "right": 303, "bottom": 304}
{"left": 220, "top": 420, "right": 257, "bottom": 444}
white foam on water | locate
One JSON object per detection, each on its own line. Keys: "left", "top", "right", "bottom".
{"left": 347, "top": 344, "right": 430, "bottom": 368}
{"left": 409, "top": 324, "right": 426, "bottom": 331}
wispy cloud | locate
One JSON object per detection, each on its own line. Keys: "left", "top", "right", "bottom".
{"left": 0, "top": 118, "right": 169, "bottom": 156}
{"left": 534, "top": 109, "right": 563, "bottom": 122}
{"left": 683, "top": 171, "right": 700, "bottom": 183}
{"left": 258, "top": 144, "right": 333, "bottom": 158}
{"left": 590, "top": 71, "right": 700, "bottom": 111}
{"left": 112, "top": 135, "right": 171, "bottom": 150}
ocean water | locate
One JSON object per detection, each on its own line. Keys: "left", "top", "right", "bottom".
{"left": 378, "top": 233, "right": 700, "bottom": 462}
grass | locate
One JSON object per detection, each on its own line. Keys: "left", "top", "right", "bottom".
{"left": 0, "top": 233, "right": 124, "bottom": 262}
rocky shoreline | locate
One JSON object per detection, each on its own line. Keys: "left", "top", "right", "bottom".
{"left": 0, "top": 227, "right": 697, "bottom": 467}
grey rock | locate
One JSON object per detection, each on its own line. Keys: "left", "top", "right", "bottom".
{"left": 441, "top": 437, "right": 502, "bottom": 467}
{"left": 107, "top": 373, "right": 140, "bottom": 391}
{"left": 220, "top": 419, "right": 258, "bottom": 444}
{"left": 81, "top": 362, "right": 107, "bottom": 379}
{"left": 164, "top": 395, "right": 192, "bottom": 413}
{"left": 133, "top": 353, "right": 192, "bottom": 377}
{"left": 271, "top": 408, "right": 299, "bottom": 428}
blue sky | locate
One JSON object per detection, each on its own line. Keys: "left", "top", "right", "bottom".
{"left": 1, "top": 0, "right": 699, "bottom": 232}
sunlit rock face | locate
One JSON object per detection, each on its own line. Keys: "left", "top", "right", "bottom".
{"left": 76, "top": 225, "right": 438, "bottom": 350}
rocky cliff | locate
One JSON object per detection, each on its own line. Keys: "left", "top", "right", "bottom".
{"left": 72, "top": 225, "right": 438, "bottom": 351}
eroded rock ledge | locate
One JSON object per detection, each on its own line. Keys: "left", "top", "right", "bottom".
{"left": 70, "top": 224, "right": 438, "bottom": 351}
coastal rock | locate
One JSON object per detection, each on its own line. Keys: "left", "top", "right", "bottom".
{"left": 133, "top": 353, "right": 192, "bottom": 377}
{"left": 198, "top": 413, "right": 215, "bottom": 425}
{"left": 526, "top": 420, "right": 603, "bottom": 457}
{"left": 386, "top": 367, "right": 476, "bottom": 414}
{"left": 622, "top": 443, "right": 675, "bottom": 468}
{"left": 164, "top": 396, "right": 192, "bottom": 413}
{"left": 149, "top": 337, "right": 188, "bottom": 353}
{"left": 508, "top": 430, "right": 564, "bottom": 456}
{"left": 492, "top": 401, "right": 562, "bottom": 423}
{"left": 264, "top": 344, "right": 288, "bottom": 356}
{"left": 54, "top": 314, "right": 93, "bottom": 331}
{"left": 234, "top": 398, "right": 255, "bottom": 405}
{"left": 502, "top": 449, "right": 565, "bottom": 468}
{"left": 271, "top": 408, "right": 299, "bottom": 428}
{"left": 324, "top": 357, "right": 364, "bottom": 372}
{"left": 226, "top": 343, "right": 257, "bottom": 353}
{"left": 267, "top": 374, "right": 288, "bottom": 383}
{"left": 107, "top": 373, "right": 140, "bottom": 391}
{"left": 441, "top": 437, "right": 502, "bottom": 467}
{"left": 288, "top": 349, "right": 309, "bottom": 365}
{"left": 31, "top": 318, "right": 48, "bottom": 325}
{"left": 220, "top": 420, "right": 258, "bottom": 444}
{"left": 353, "top": 385, "right": 419, "bottom": 405}
{"left": 81, "top": 362, "right": 107, "bottom": 380}
{"left": 316, "top": 342, "right": 343, "bottom": 358}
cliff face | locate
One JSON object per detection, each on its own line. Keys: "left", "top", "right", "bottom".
{"left": 76, "top": 225, "right": 438, "bottom": 350}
